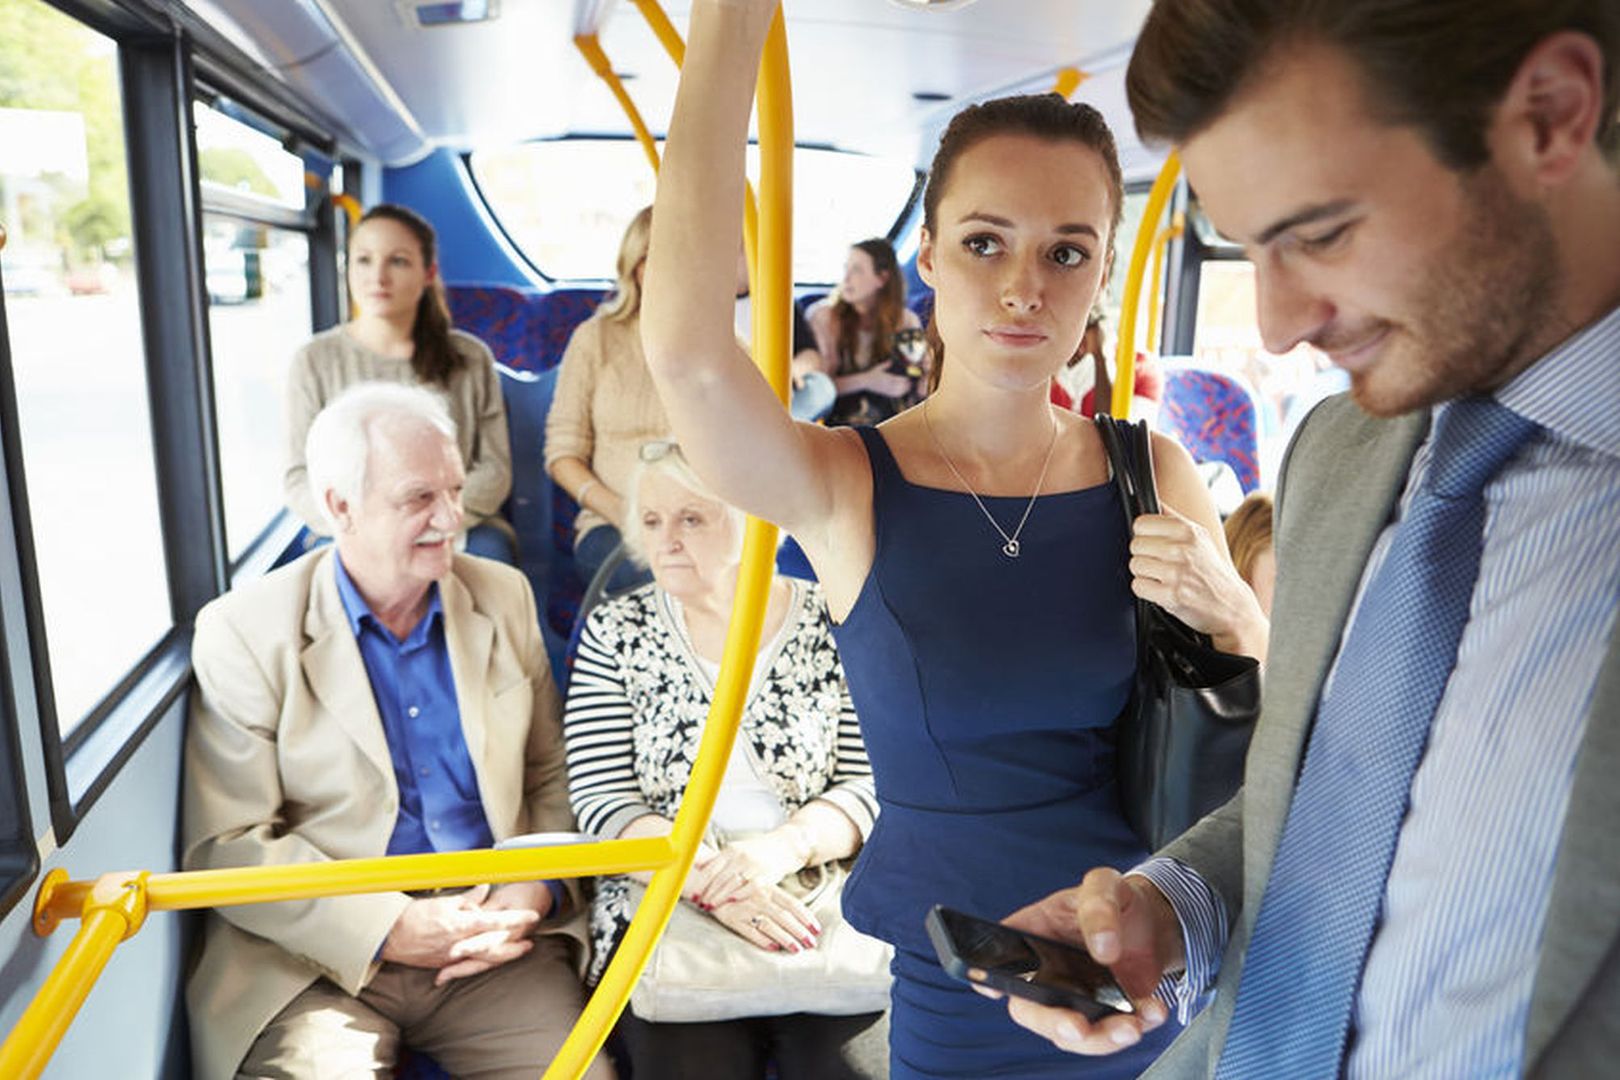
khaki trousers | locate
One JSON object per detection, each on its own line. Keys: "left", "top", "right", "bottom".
{"left": 236, "top": 934, "right": 616, "bottom": 1079}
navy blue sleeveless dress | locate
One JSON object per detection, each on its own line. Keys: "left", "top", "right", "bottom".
{"left": 831, "top": 426, "right": 1179, "bottom": 1079}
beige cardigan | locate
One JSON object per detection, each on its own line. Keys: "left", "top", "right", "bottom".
{"left": 543, "top": 309, "right": 670, "bottom": 542}
{"left": 284, "top": 326, "right": 512, "bottom": 534}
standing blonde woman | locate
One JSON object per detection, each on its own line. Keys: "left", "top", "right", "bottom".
{"left": 638, "top": 4, "right": 1264, "bottom": 1076}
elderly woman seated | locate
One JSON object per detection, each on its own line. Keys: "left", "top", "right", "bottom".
{"left": 563, "top": 440, "right": 889, "bottom": 1080}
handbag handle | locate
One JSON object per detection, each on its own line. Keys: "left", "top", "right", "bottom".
{"left": 1094, "top": 415, "right": 1210, "bottom": 649}
{"left": 1093, "top": 414, "right": 1157, "bottom": 520}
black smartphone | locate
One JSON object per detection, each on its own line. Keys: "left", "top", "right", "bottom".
{"left": 925, "top": 905, "right": 1133, "bottom": 1021}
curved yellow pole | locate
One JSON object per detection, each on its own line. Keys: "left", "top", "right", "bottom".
{"left": 1113, "top": 152, "right": 1181, "bottom": 419}
{"left": 575, "top": 34, "right": 663, "bottom": 174}
{"left": 1146, "top": 212, "right": 1185, "bottom": 355}
{"left": 543, "top": 7, "right": 794, "bottom": 1077}
{"left": 1050, "top": 66, "right": 1087, "bottom": 99}
{"left": 331, "top": 193, "right": 361, "bottom": 226}
{"left": 0, "top": 5, "right": 795, "bottom": 1077}
{"left": 630, "top": 0, "right": 686, "bottom": 66}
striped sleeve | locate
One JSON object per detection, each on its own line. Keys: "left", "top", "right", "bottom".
{"left": 562, "top": 612, "right": 656, "bottom": 840}
{"left": 1130, "top": 857, "right": 1229, "bottom": 1023}
{"left": 812, "top": 674, "right": 879, "bottom": 839}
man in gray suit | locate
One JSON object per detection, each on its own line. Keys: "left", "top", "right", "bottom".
{"left": 1000, "top": 2, "right": 1620, "bottom": 1076}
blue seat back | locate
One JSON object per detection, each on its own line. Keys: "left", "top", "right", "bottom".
{"left": 1154, "top": 363, "right": 1264, "bottom": 494}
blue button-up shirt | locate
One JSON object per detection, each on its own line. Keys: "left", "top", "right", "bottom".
{"left": 334, "top": 556, "right": 495, "bottom": 856}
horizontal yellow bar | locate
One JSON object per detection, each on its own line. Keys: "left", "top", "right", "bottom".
{"left": 39, "top": 837, "right": 675, "bottom": 925}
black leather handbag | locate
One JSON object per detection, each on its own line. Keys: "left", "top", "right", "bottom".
{"left": 1094, "top": 416, "right": 1262, "bottom": 852}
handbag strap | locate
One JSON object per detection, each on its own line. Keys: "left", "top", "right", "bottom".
{"left": 1093, "top": 414, "right": 1211, "bottom": 649}
{"left": 1094, "top": 414, "right": 1155, "bottom": 521}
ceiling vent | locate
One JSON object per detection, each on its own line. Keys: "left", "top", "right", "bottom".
{"left": 396, "top": 0, "right": 500, "bottom": 28}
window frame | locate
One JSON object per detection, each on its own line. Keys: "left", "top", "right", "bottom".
{"left": 0, "top": 0, "right": 345, "bottom": 861}
{"left": 463, "top": 134, "right": 924, "bottom": 286}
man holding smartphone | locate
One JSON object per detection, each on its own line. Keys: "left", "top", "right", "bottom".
{"left": 1005, "top": 2, "right": 1620, "bottom": 1076}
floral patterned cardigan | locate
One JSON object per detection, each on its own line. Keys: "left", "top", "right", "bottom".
{"left": 562, "top": 579, "right": 879, "bottom": 982}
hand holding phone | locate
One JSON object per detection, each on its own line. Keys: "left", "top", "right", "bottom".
{"left": 925, "top": 905, "right": 1133, "bottom": 1022}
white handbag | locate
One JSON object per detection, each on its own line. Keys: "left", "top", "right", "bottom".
{"left": 622, "top": 859, "right": 893, "bottom": 1023}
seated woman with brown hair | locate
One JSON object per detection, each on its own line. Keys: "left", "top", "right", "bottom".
{"left": 805, "top": 238, "right": 925, "bottom": 427}
{"left": 563, "top": 442, "right": 889, "bottom": 1080}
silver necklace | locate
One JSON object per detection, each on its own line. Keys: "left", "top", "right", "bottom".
{"left": 922, "top": 398, "right": 1060, "bottom": 559}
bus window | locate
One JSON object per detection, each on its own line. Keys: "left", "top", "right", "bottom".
{"left": 469, "top": 139, "right": 917, "bottom": 282}
{"left": 1192, "top": 259, "right": 1348, "bottom": 481}
{"left": 0, "top": 0, "right": 169, "bottom": 738}
{"left": 195, "top": 99, "right": 321, "bottom": 560}
{"left": 202, "top": 215, "right": 312, "bottom": 560}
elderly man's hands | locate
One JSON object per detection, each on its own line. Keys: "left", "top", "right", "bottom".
{"left": 381, "top": 882, "right": 554, "bottom": 985}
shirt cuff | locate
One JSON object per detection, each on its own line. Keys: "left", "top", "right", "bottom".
{"left": 544, "top": 879, "right": 568, "bottom": 918}
{"left": 1129, "top": 857, "right": 1229, "bottom": 1024}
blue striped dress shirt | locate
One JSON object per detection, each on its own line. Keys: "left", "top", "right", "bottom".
{"left": 1137, "top": 302, "right": 1620, "bottom": 1077}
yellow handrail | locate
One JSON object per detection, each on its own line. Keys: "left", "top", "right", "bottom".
{"left": 544, "top": 5, "right": 794, "bottom": 1075}
{"left": 1146, "top": 211, "right": 1186, "bottom": 355}
{"left": 1050, "top": 66, "right": 1087, "bottom": 99}
{"left": 1112, "top": 152, "right": 1182, "bottom": 419}
{"left": 574, "top": 34, "right": 663, "bottom": 174}
{"left": 1, "top": 4, "right": 797, "bottom": 1076}
{"left": 332, "top": 193, "right": 362, "bottom": 226}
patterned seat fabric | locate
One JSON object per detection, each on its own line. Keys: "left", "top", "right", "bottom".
{"left": 450, "top": 285, "right": 607, "bottom": 647}
{"left": 1155, "top": 364, "right": 1263, "bottom": 493}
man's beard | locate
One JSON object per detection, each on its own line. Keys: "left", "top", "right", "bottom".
{"left": 1352, "top": 165, "right": 1562, "bottom": 417}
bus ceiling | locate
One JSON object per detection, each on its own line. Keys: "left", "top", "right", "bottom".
{"left": 190, "top": 0, "right": 1167, "bottom": 180}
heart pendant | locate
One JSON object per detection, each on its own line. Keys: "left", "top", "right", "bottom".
{"left": 1003, "top": 539, "right": 1021, "bottom": 558}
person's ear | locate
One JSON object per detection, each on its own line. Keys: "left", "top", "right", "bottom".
{"left": 325, "top": 489, "right": 355, "bottom": 532}
{"left": 916, "top": 228, "right": 938, "bottom": 288}
{"left": 1490, "top": 30, "right": 1607, "bottom": 190}
{"left": 425, "top": 260, "right": 439, "bottom": 284}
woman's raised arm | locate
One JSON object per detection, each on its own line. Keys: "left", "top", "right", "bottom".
{"left": 641, "top": 0, "right": 853, "bottom": 536}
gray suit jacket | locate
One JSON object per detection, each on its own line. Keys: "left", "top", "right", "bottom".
{"left": 181, "top": 550, "right": 586, "bottom": 1080}
{"left": 1147, "top": 395, "right": 1620, "bottom": 1078}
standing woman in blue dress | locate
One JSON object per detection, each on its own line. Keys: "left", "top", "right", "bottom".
{"left": 640, "top": 4, "right": 1269, "bottom": 1076}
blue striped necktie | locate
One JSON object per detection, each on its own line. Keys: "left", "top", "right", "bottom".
{"left": 1215, "top": 396, "right": 1539, "bottom": 1078}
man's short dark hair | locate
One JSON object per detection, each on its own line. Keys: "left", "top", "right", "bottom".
{"left": 1126, "top": 0, "right": 1620, "bottom": 169}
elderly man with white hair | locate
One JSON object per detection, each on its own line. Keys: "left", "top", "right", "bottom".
{"left": 182, "top": 383, "right": 614, "bottom": 1079}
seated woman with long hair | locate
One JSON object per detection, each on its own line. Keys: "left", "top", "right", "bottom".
{"left": 563, "top": 442, "right": 888, "bottom": 1079}
{"left": 806, "top": 238, "right": 925, "bottom": 427}
{"left": 284, "top": 202, "right": 514, "bottom": 561}
{"left": 546, "top": 206, "right": 666, "bottom": 593}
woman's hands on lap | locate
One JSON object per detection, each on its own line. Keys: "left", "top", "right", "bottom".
{"left": 708, "top": 880, "right": 821, "bottom": 953}
{"left": 692, "top": 828, "right": 808, "bottom": 907}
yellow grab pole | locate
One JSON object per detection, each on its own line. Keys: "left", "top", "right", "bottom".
{"left": 332, "top": 193, "right": 362, "bottom": 226}
{"left": 1113, "top": 152, "right": 1181, "bottom": 419}
{"left": 1145, "top": 212, "right": 1186, "bottom": 355}
{"left": 575, "top": 35, "right": 662, "bottom": 174}
{"left": 0, "top": 909, "right": 126, "bottom": 1080}
{"left": 627, "top": 0, "right": 763, "bottom": 314}
{"left": 32, "top": 839, "right": 677, "bottom": 931}
{"left": 1, "top": 872, "right": 149, "bottom": 1080}
{"left": 544, "top": 7, "right": 794, "bottom": 1078}
{"left": 630, "top": 0, "right": 686, "bottom": 66}
{"left": 1050, "top": 66, "right": 1087, "bottom": 99}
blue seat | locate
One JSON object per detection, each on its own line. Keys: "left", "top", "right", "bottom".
{"left": 496, "top": 362, "right": 570, "bottom": 673}
{"left": 1154, "top": 363, "right": 1264, "bottom": 494}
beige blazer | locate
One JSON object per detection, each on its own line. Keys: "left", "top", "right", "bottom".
{"left": 181, "top": 549, "right": 585, "bottom": 1080}
{"left": 1146, "top": 395, "right": 1620, "bottom": 1078}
